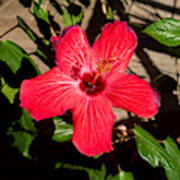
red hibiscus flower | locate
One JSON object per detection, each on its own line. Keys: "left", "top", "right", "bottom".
{"left": 20, "top": 21, "right": 159, "bottom": 156}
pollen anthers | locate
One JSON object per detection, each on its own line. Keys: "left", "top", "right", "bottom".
{"left": 97, "top": 59, "right": 112, "bottom": 73}
{"left": 91, "top": 58, "right": 115, "bottom": 85}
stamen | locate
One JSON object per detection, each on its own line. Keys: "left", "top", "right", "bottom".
{"left": 91, "top": 59, "right": 113, "bottom": 85}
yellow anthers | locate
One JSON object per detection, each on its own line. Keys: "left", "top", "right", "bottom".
{"left": 91, "top": 58, "right": 115, "bottom": 85}
{"left": 97, "top": 59, "right": 113, "bottom": 73}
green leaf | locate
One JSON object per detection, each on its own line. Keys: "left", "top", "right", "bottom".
{"left": 55, "top": 162, "right": 63, "bottom": 169}
{"left": 134, "top": 126, "right": 173, "bottom": 169}
{"left": 63, "top": 8, "right": 73, "bottom": 27}
{"left": 134, "top": 126, "right": 180, "bottom": 180}
{"left": 1, "top": 78, "right": 19, "bottom": 104}
{"left": 38, "top": 0, "right": 42, "bottom": 5}
{"left": 11, "top": 131, "right": 35, "bottom": 159}
{"left": 164, "top": 137, "right": 180, "bottom": 180}
{"left": 63, "top": 163, "right": 134, "bottom": 180}
{"left": 116, "top": 172, "right": 134, "bottom": 180}
{"left": 36, "top": 49, "right": 48, "bottom": 60}
{"left": 87, "top": 165, "right": 106, "bottom": 180}
{"left": 143, "top": 18, "right": 180, "bottom": 47}
{"left": 93, "top": 154, "right": 102, "bottom": 159}
{"left": 52, "top": 117, "right": 73, "bottom": 142}
{"left": 63, "top": 7, "right": 84, "bottom": 27}
{"left": 0, "top": 40, "right": 40, "bottom": 75}
{"left": 165, "top": 169, "right": 180, "bottom": 180}
{"left": 18, "top": 109, "right": 37, "bottom": 132}
{"left": 7, "top": 109, "right": 37, "bottom": 159}
{"left": 63, "top": 164, "right": 106, "bottom": 180}
{"left": 0, "top": 40, "right": 24, "bottom": 73}
{"left": 33, "top": 2, "right": 50, "bottom": 24}
{"left": 107, "top": 171, "right": 134, "bottom": 180}
{"left": 42, "top": 38, "right": 50, "bottom": 46}
{"left": 72, "top": 8, "right": 84, "bottom": 25}
{"left": 164, "top": 137, "right": 180, "bottom": 167}
{"left": 107, "top": 6, "right": 114, "bottom": 20}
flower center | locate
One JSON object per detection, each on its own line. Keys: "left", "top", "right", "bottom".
{"left": 79, "top": 59, "right": 113, "bottom": 95}
{"left": 79, "top": 73, "right": 105, "bottom": 95}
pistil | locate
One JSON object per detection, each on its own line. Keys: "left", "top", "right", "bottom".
{"left": 91, "top": 72, "right": 100, "bottom": 85}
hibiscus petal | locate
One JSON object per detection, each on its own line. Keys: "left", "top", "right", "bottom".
{"left": 93, "top": 21, "right": 137, "bottom": 73}
{"left": 51, "top": 26, "right": 74, "bottom": 50}
{"left": 56, "top": 26, "right": 95, "bottom": 77}
{"left": 72, "top": 95, "right": 115, "bottom": 156}
{"left": 20, "top": 67, "right": 81, "bottom": 121}
{"left": 105, "top": 73, "right": 159, "bottom": 118}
